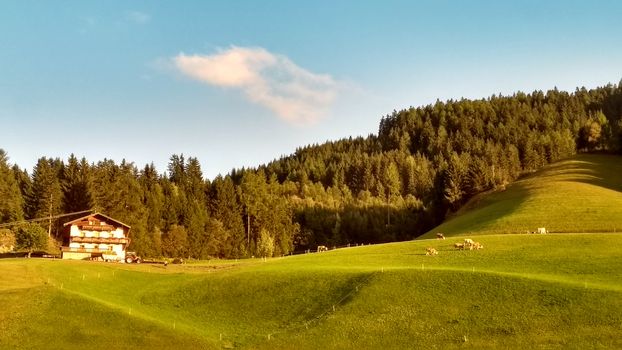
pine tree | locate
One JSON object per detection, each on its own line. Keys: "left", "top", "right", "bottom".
{"left": 240, "top": 170, "right": 268, "bottom": 253}
{"left": 443, "top": 152, "right": 469, "bottom": 210}
{"left": 61, "top": 154, "right": 93, "bottom": 213}
{"left": 179, "top": 157, "right": 210, "bottom": 259}
{"left": 11, "top": 165, "right": 31, "bottom": 215}
{"left": 139, "top": 163, "right": 165, "bottom": 257}
{"left": 92, "top": 159, "right": 149, "bottom": 255}
{"left": 0, "top": 150, "right": 24, "bottom": 223}
{"left": 27, "top": 158, "right": 63, "bottom": 236}
{"left": 209, "top": 175, "right": 246, "bottom": 257}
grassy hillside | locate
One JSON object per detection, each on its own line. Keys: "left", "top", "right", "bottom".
{"left": 421, "top": 154, "right": 622, "bottom": 239}
{"left": 2, "top": 233, "right": 622, "bottom": 349}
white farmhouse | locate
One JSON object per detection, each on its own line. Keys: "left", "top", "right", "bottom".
{"left": 61, "top": 213, "right": 131, "bottom": 261}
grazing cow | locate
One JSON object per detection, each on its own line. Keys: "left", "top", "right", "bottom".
{"left": 454, "top": 243, "right": 465, "bottom": 250}
{"left": 425, "top": 247, "right": 438, "bottom": 256}
{"left": 537, "top": 227, "right": 547, "bottom": 234}
{"left": 436, "top": 233, "right": 446, "bottom": 240}
{"left": 463, "top": 238, "right": 485, "bottom": 250}
{"left": 317, "top": 245, "right": 328, "bottom": 252}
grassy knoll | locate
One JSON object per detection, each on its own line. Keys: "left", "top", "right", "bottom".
{"left": 420, "top": 154, "right": 622, "bottom": 238}
{"left": 1, "top": 233, "right": 622, "bottom": 349}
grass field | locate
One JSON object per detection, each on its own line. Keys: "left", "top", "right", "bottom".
{"left": 420, "top": 154, "right": 622, "bottom": 238}
{"left": 2, "top": 154, "right": 622, "bottom": 349}
{"left": 2, "top": 233, "right": 622, "bottom": 349}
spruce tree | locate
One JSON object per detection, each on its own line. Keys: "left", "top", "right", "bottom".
{"left": 27, "top": 158, "right": 63, "bottom": 236}
{"left": 61, "top": 154, "right": 93, "bottom": 213}
{"left": 0, "top": 150, "right": 24, "bottom": 223}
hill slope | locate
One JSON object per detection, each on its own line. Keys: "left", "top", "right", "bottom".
{"left": 2, "top": 233, "right": 622, "bottom": 349}
{"left": 421, "top": 154, "right": 622, "bottom": 238}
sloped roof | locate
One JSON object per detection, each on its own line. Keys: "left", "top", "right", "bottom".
{"left": 63, "top": 212, "right": 131, "bottom": 229}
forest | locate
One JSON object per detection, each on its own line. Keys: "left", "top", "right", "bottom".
{"left": 1, "top": 81, "right": 622, "bottom": 259}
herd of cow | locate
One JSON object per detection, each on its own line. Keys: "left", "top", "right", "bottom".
{"left": 315, "top": 230, "right": 546, "bottom": 256}
{"left": 425, "top": 234, "right": 484, "bottom": 256}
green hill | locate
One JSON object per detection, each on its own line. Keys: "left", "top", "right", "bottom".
{"left": 421, "top": 154, "right": 622, "bottom": 239}
{"left": 2, "top": 232, "right": 622, "bottom": 349}
{"left": 3, "top": 154, "right": 622, "bottom": 348}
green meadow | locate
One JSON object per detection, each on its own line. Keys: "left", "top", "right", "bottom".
{"left": 2, "top": 154, "right": 622, "bottom": 349}
{"left": 2, "top": 233, "right": 622, "bottom": 349}
{"left": 421, "top": 154, "right": 622, "bottom": 238}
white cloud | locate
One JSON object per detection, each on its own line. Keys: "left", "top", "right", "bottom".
{"left": 173, "top": 46, "right": 338, "bottom": 125}
{"left": 125, "top": 11, "right": 150, "bottom": 24}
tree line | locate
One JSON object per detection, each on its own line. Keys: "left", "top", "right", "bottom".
{"left": 1, "top": 81, "right": 621, "bottom": 259}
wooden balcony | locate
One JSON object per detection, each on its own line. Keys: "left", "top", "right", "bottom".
{"left": 61, "top": 247, "right": 116, "bottom": 254}
{"left": 70, "top": 237, "right": 129, "bottom": 244}
{"left": 77, "top": 224, "right": 116, "bottom": 231}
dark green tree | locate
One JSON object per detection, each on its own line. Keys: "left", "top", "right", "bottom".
{"left": 209, "top": 175, "right": 246, "bottom": 257}
{"left": 15, "top": 223, "right": 48, "bottom": 257}
{"left": 0, "top": 150, "right": 24, "bottom": 223}
{"left": 27, "top": 157, "right": 63, "bottom": 236}
{"left": 61, "top": 154, "right": 93, "bottom": 213}
{"left": 92, "top": 160, "right": 149, "bottom": 255}
{"left": 161, "top": 224, "right": 187, "bottom": 258}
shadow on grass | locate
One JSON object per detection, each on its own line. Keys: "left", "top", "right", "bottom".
{"left": 555, "top": 154, "right": 622, "bottom": 192}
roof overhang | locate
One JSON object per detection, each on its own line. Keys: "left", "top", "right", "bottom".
{"left": 63, "top": 212, "right": 131, "bottom": 229}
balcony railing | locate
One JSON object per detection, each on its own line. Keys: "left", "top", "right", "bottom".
{"left": 77, "top": 224, "right": 116, "bottom": 231}
{"left": 61, "top": 247, "right": 117, "bottom": 254}
{"left": 70, "top": 237, "right": 129, "bottom": 244}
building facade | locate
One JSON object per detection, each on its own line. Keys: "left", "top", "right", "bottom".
{"left": 61, "top": 213, "right": 131, "bottom": 261}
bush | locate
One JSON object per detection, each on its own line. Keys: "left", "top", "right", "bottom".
{"left": 15, "top": 223, "right": 48, "bottom": 258}
{"left": 0, "top": 228, "right": 15, "bottom": 253}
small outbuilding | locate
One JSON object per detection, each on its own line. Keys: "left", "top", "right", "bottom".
{"left": 60, "top": 212, "right": 131, "bottom": 261}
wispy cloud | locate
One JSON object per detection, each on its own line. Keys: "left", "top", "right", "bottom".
{"left": 125, "top": 11, "right": 151, "bottom": 24}
{"left": 173, "top": 46, "right": 339, "bottom": 125}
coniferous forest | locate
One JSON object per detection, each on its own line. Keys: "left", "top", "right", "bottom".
{"left": 1, "top": 82, "right": 622, "bottom": 259}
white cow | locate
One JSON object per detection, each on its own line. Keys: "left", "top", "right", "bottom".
{"left": 317, "top": 245, "right": 328, "bottom": 252}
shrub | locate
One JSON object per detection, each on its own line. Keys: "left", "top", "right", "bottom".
{"left": 0, "top": 228, "right": 15, "bottom": 253}
{"left": 15, "top": 223, "right": 48, "bottom": 258}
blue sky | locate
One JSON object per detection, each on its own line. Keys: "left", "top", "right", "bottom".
{"left": 1, "top": 0, "right": 621, "bottom": 178}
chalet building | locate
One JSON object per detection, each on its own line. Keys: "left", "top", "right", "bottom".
{"left": 61, "top": 213, "right": 131, "bottom": 261}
